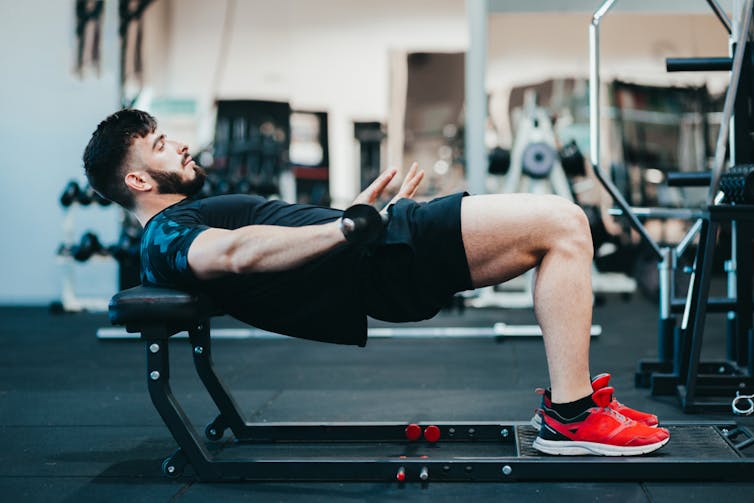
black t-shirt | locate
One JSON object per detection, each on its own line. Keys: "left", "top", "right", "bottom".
{"left": 140, "top": 195, "right": 367, "bottom": 346}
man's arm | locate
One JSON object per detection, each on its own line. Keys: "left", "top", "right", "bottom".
{"left": 187, "top": 221, "right": 345, "bottom": 279}
{"left": 187, "top": 162, "right": 425, "bottom": 281}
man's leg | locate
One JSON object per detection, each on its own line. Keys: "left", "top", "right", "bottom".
{"left": 460, "top": 193, "right": 669, "bottom": 455}
{"left": 460, "top": 193, "right": 594, "bottom": 403}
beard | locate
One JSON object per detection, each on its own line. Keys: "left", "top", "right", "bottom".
{"left": 147, "top": 165, "right": 207, "bottom": 197}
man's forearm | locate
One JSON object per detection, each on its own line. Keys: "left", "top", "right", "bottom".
{"left": 226, "top": 221, "right": 346, "bottom": 273}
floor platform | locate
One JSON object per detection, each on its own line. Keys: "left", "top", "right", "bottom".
{"left": 162, "top": 422, "right": 754, "bottom": 482}
{"left": 2, "top": 291, "right": 754, "bottom": 501}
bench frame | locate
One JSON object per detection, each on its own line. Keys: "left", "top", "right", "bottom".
{"left": 114, "top": 288, "right": 754, "bottom": 482}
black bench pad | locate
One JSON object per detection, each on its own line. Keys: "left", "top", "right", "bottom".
{"left": 109, "top": 286, "right": 218, "bottom": 326}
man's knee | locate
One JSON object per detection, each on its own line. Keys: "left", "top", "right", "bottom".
{"left": 542, "top": 197, "right": 593, "bottom": 260}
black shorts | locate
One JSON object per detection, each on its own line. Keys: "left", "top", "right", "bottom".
{"left": 359, "top": 192, "right": 473, "bottom": 322}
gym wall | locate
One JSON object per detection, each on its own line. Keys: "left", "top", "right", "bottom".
{"left": 139, "top": 0, "right": 468, "bottom": 209}
{"left": 0, "top": 0, "right": 121, "bottom": 304}
{"left": 0, "top": 0, "right": 735, "bottom": 306}
{"left": 486, "top": 11, "right": 729, "bottom": 149}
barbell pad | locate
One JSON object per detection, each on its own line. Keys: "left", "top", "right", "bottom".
{"left": 341, "top": 204, "right": 387, "bottom": 245}
{"left": 666, "top": 171, "right": 711, "bottom": 187}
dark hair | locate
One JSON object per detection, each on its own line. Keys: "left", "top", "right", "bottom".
{"left": 83, "top": 109, "right": 157, "bottom": 209}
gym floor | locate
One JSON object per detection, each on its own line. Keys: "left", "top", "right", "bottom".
{"left": 2, "top": 286, "right": 754, "bottom": 502}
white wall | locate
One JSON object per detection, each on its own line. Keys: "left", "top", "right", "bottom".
{"left": 0, "top": 0, "right": 737, "bottom": 305}
{"left": 486, "top": 12, "right": 730, "bottom": 145}
{"left": 0, "top": 0, "right": 121, "bottom": 304}
{"left": 152, "top": 0, "right": 468, "bottom": 208}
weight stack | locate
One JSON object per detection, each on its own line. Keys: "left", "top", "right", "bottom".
{"left": 720, "top": 165, "right": 754, "bottom": 204}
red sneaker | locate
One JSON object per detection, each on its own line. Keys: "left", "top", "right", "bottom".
{"left": 532, "top": 387, "right": 670, "bottom": 456}
{"left": 530, "top": 373, "right": 659, "bottom": 429}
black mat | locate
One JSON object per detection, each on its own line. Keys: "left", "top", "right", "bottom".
{"left": 1, "top": 284, "right": 753, "bottom": 501}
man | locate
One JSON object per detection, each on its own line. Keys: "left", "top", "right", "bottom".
{"left": 84, "top": 109, "right": 669, "bottom": 456}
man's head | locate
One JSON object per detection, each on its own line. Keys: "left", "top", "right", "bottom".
{"left": 83, "top": 109, "right": 206, "bottom": 210}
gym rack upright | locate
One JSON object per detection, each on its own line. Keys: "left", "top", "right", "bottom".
{"left": 590, "top": 0, "right": 754, "bottom": 412}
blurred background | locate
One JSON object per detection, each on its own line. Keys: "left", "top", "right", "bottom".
{"left": 0, "top": 0, "right": 734, "bottom": 308}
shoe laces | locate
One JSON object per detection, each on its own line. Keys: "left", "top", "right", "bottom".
{"left": 601, "top": 405, "right": 631, "bottom": 423}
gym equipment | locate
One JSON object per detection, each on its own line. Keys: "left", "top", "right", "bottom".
{"left": 590, "top": 0, "right": 754, "bottom": 411}
{"left": 732, "top": 392, "right": 754, "bottom": 415}
{"left": 59, "top": 180, "right": 111, "bottom": 207}
{"left": 559, "top": 140, "right": 586, "bottom": 178}
{"left": 56, "top": 178, "right": 119, "bottom": 313}
{"left": 290, "top": 111, "right": 330, "bottom": 205}
{"left": 487, "top": 146, "right": 510, "bottom": 175}
{"left": 95, "top": 323, "right": 603, "bottom": 341}
{"left": 211, "top": 100, "right": 291, "bottom": 199}
{"left": 72, "top": 231, "right": 104, "bottom": 262}
{"left": 75, "top": 0, "right": 104, "bottom": 76}
{"left": 719, "top": 165, "right": 754, "bottom": 203}
{"left": 355, "top": 121, "right": 385, "bottom": 192}
{"left": 471, "top": 94, "right": 635, "bottom": 311}
{"left": 341, "top": 204, "right": 387, "bottom": 245}
{"left": 60, "top": 181, "right": 81, "bottom": 207}
{"left": 502, "top": 97, "right": 571, "bottom": 198}
{"left": 107, "top": 285, "right": 754, "bottom": 482}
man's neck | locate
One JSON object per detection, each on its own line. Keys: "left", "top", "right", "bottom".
{"left": 134, "top": 193, "right": 188, "bottom": 227}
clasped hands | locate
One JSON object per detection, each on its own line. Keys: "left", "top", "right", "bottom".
{"left": 340, "top": 163, "right": 425, "bottom": 244}
{"left": 350, "top": 162, "right": 425, "bottom": 212}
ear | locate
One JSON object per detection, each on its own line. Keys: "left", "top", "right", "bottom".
{"left": 124, "top": 171, "right": 154, "bottom": 193}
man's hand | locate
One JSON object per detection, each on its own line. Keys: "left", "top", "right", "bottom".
{"left": 351, "top": 162, "right": 425, "bottom": 210}
{"left": 385, "top": 162, "right": 424, "bottom": 209}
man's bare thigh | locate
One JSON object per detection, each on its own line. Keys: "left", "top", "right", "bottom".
{"left": 461, "top": 193, "right": 576, "bottom": 287}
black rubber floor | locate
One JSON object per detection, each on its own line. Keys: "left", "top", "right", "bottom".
{"left": 2, "top": 286, "right": 754, "bottom": 501}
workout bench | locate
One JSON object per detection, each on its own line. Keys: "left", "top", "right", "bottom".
{"left": 109, "top": 285, "right": 754, "bottom": 482}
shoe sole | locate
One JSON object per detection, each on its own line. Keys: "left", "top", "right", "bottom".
{"left": 531, "top": 414, "right": 542, "bottom": 430}
{"left": 531, "top": 436, "right": 669, "bottom": 456}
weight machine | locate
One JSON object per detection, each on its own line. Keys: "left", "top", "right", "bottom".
{"left": 107, "top": 285, "right": 754, "bottom": 482}
{"left": 100, "top": 0, "right": 754, "bottom": 483}
{"left": 470, "top": 92, "right": 635, "bottom": 311}
{"left": 591, "top": 0, "right": 754, "bottom": 412}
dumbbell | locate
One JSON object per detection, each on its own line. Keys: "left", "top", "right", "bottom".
{"left": 71, "top": 231, "right": 104, "bottom": 262}
{"left": 60, "top": 180, "right": 81, "bottom": 207}
{"left": 107, "top": 232, "right": 140, "bottom": 263}
{"left": 77, "top": 185, "right": 95, "bottom": 206}
{"left": 92, "top": 189, "right": 112, "bottom": 206}
{"left": 559, "top": 140, "right": 586, "bottom": 177}
{"left": 340, "top": 204, "right": 388, "bottom": 246}
{"left": 488, "top": 147, "right": 511, "bottom": 175}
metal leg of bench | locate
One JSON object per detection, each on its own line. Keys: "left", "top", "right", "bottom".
{"left": 143, "top": 325, "right": 220, "bottom": 481}
{"left": 188, "top": 320, "right": 252, "bottom": 441}
{"left": 187, "top": 321, "right": 517, "bottom": 443}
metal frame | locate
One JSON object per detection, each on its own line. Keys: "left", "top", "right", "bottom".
{"left": 590, "top": 0, "right": 754, "bottom": 410}
{"left": 125, "top": 312, "right": 754, "bottom": 482}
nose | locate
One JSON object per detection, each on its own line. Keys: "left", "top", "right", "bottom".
{"left": 169, "top": 139, "right": 188, "bottom": 154}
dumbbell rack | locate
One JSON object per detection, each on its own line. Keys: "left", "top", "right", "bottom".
{"left": 57, "top": 202, "right": 110, "bottom": 312}
{"left": 56, "top": 182, "right": 114, "bottom": 313}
